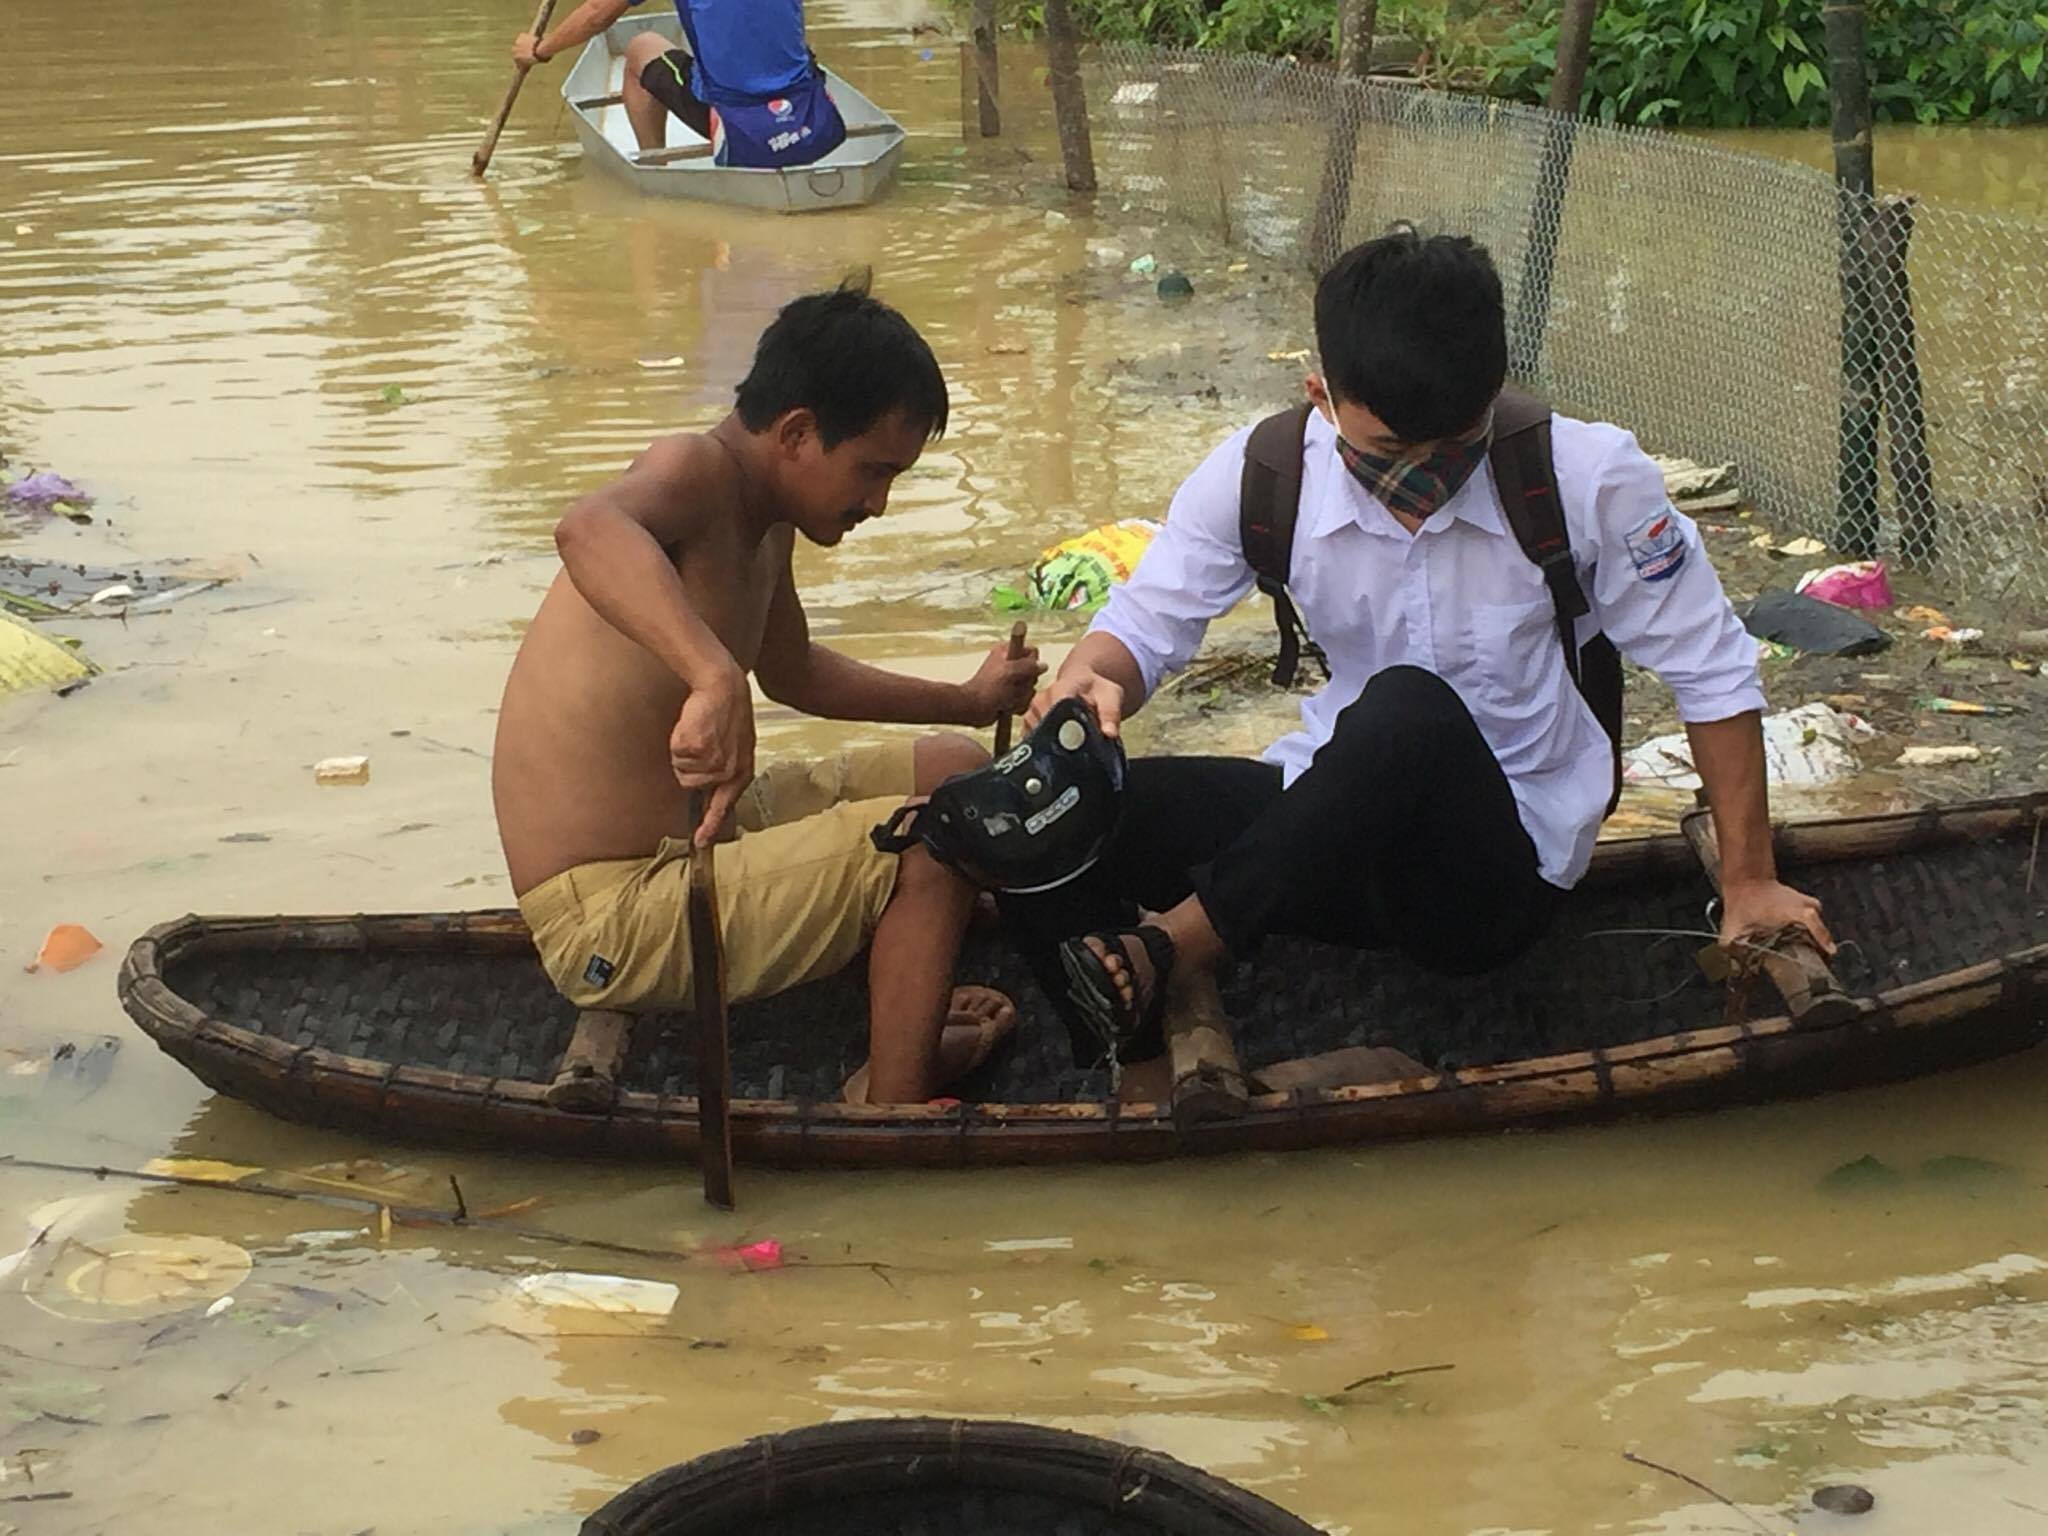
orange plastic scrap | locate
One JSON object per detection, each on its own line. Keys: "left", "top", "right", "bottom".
{"left": 29, "top": 923, "right": 102, "bottom": 973}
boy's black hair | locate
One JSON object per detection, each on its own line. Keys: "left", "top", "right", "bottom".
{"left": 1313, "top": 232, "right": 1507, "bottom": 444}
{"left": 735, "top": 275, "right": 949, "bottom": 446}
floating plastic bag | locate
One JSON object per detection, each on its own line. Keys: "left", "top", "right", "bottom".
{"left": 1622, "top": 701, "right": 1875, "bottom": 790}
{"left": 1016, "top": 519, "right": 1161, "bottom": 613}
{"left": 1795, "top": 560, "right": 1894, "bottom": 610}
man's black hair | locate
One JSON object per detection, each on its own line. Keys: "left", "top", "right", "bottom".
{"left": 734, "top": 275, "right": 949, "bottom": 446}
{"left": 1313, "top": 232, "right": 1507, "bottom": 444}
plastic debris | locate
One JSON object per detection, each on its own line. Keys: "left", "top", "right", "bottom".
{"left": 515, "top": 1271, "right": 679, "bottom": 1315}
{"left": 1156, "top": 270, "right": 1194, "bottom": 301}
{"left": 30, "top": 924, "right": 102, "bottom": 974}
{"left": 636, "top": 356, "right": 686, "bottom": 371}
{"left": 1128, "top": 253, "right": 1157, "bottom": 276}
{"left": 1795, "top": 559, "right": 1893, "bottom": 609}
{"left": 1651, "top": 456, "right": 1741, "bottom": 513}
{"left": 1923, "top": 697, "right": 2015, "bottom": 716}
{"left": 1623, "top": 702, "right": 1874, "bottom": 790}
{"left": 25, "top": 1233, "right": 252, "bottom": 1321}
{"left": 1897, "top": 604, "right": 1950, "bottom": 626}
{"left": 1742, "top": 589, "right": 1891, "bottom": 657}
{"left": 142, "top": 1156, "right": 264, "bottom": 1185}
{"left": 1268, "top": 348, "right": 1312, "bottom": 365}
{"left": 0, "top": 613, "right": 95, "bottom": 697}
{"left": 379, "top": 384, "right": 409, "bottom": 406}
{"left": 5, "top": 470, "right": 89, "bottom": 509}
{"left": 315, "top": 755, "right": 371, "bottom": 785}
{"left": 707, "top": 1239, "right": 784, "bottom": 1271}
{"left": 1922, "top": 625, "right": 1985, "bottom": 646}
{"left": 1897, "top": 744, "right": 1983, "bottom": 766}
{"left": 997, "top": 519, "right": 1161, "bottom": 613}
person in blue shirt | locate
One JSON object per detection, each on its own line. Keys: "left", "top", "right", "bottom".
{"left": 514, "top": 0, "right": 846, "bottom": 170}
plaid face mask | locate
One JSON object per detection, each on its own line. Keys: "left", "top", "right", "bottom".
{"left": 1334, "top": 410, "right": 1494, "bottom": 524}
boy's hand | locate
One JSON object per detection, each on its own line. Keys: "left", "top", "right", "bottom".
{"left": 959, "top": 638, "right": 1045, "bottom": 727}
{"left": 513, "top": 31, "right": 545, "bottom": 66}
{"left": 1720, "top": 877, "right": 1834, "bottom": 955}
{"left": 670, "top": 671, "right": 756, "bottom": 845}
{"left": 1025, "top": 668, "right": 1125, "bottom": 738}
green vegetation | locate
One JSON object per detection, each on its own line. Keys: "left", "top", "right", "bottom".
{"left": 993, "top": 0, "right": 2048, "bottom": 126}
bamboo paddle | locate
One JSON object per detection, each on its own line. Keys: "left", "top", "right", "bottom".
{"left": 991, "top": 621, "right": 1028, "bottom": 756}
{"left": 686, "top": 790, "right": 736, "bottom": 1209}
{"left": 472, "top": 0, "right": 559, "bottom": 179}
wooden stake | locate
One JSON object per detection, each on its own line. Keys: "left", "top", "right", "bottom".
{"left": 1824, "top": 0, "right": 1883, "bottom": 557}
{"left": 1682, "top": 809, "right": 1864, "bottom": 1027}
{"left": 686, "top": 793, "right": 735, "bottom": 1210}
{"left": 1165, "top": 970, "right": 1249, "bottom": 1130}
{"left": 992, "top": 621, "right": 1028, "bottom": 757}
{"left": 1873, "top": 195, "right": 1936, "bottom": 561}
{"left": 1546, "top": 0, "right": 1599, "bottom": 115}
{"left": 970, "top": 0, "right": 1001, "bottom": 137}
{"left": 471, "top": 0, "right": 558, "bottom": 179}
{"left": 1041, "top": 0, "right": 1097, "bottom": 193}
{"left": 1307, "top": 0, "right": 1379, "bottom": 272}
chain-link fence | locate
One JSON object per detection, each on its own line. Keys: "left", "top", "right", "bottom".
{"left": 1075, "top": 45, "right": 2048, "bottom": 605}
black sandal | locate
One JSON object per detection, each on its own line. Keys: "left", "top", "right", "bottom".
{"left": 1058, "top": 925, "right": 1177, "bottom": 1058}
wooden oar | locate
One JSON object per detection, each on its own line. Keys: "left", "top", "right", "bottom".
{"left": 991, "top": 621, "right": 1028, "bottom": 756}
{"left": 686, "top": 791, "right": 736, "bottom": 1209}
{"left": 1682, "top": 808, "right": 1864, "bottom": 1026}
{"left": 471, "top": 0, "right": 559, "bottom": 179}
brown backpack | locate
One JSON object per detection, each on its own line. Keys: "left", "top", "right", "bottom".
{"left": 1237, "top": 389, "right": 1624, "bottom": 813}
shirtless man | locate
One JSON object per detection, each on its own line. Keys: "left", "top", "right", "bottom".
{"left": 493, "top": 282, "right": 1043, "bottom": 1103}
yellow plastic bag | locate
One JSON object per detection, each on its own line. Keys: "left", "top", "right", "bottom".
{"left": 1026, "top": 519, "right": 1161, "bottom": 612}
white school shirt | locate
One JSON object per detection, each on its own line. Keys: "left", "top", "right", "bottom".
{"left": 1091, "top": 407, "right": 1766, "bottom": 889}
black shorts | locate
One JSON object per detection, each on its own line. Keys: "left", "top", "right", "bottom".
{"left": 637, "top": 48, "right": 714, "bottom": 140}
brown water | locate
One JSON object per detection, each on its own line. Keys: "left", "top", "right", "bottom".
{"left": 4, "top": 5, "right": 2048, "bottom": 1531}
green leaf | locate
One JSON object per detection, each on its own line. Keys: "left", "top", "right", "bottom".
{"left": 2022, "top": 43, "right": 2045, "bottom": 79}
{"left": 1783, "top": 59, "right": 1809, "bottom": 103}
{"left": 1705, "top": 48, "right": 1738, "bottom": 94}
{"left": 379, "top": 384, "right": 408, "bottom": 407}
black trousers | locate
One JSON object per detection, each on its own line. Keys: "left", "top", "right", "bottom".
{"left": 1002, "top": 667, "right": 1563, "bottom": 1050}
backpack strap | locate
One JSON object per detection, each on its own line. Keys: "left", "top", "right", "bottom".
{"left": 1239, "top": 403, "right": 1325, "bottom": 687}
{"left": 1490, "top": 389, "right": 1626, "bottom": 813}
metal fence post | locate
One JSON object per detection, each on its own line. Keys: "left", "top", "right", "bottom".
{"left": 1874, "top": 195, "right": 1937, "bottom": 560}
{"left": 1824, "top": 0, "right": 1883, "bottom": 556}
{"left": 1308, "top": 0, "right": 1379, "bottom": 273}
{"left": 1043, "top": 0, "right": 1097, "bottom": 193}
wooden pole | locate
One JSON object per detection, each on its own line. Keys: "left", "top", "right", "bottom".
{"left": 472, "top": 0, "right": 559, "bottom": 178}
{"left": 1507, "top": 0, "right": 1597, "bottom": 373}
{"left": 992, "top": 621, "right": 1027, "bottom": 757}
{"left": 1042, "top": 0, "right": 1097, "bottom": 193}
{"left": 1874, "top": 195, "right": 1936, "bottom": 561}
{"left": 1682, "top": 810, "right": 1864, "bottom": 1027}
{"left": 970, "top": 0, "right": 1001, "bottom": 137}
{"left": 1824, "top": 0, "right": 1882, "bottom": 557}
{"left": 686, "top": 793, "right": 735, "bottom": 1210}
{"left": 1546, "top": 0, "right": 1599, "bottom": 115}
{"left": 1307, "top": 0, "right": 1379, "bottom": 273}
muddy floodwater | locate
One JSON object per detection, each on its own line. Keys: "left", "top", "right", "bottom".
{"left": 4, "top": 3, "right": 2048, "bottom": 1532}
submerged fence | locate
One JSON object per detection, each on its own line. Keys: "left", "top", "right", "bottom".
{"left": 1068, "top": 45, "right": 2048, "bottom": 605}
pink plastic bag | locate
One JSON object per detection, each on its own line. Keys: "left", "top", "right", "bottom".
{"left": 1795, "top": 560, "right": 1893, "bottom": 610}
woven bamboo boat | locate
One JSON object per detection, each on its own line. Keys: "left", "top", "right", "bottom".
{"left": 119, "top": 795, "right": 2048, "bottom": 1169}
{"left": 583, "top": 1418, "right": 1320, "bottom": 1535}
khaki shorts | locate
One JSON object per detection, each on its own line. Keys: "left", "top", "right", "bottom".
{"left": 518, "top": 743, "right": 917, "bottom": 1011}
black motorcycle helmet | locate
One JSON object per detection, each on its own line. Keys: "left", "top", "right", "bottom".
{"left": 871, "top": 698, "right": 1126, "bottom": 893}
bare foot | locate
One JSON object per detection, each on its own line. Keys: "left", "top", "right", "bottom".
{"left": 841, "top": 986, "right": 1016, "bottom": 1105}
{"left": 935, "top": 985, "right": 1015, "bottom": 1082}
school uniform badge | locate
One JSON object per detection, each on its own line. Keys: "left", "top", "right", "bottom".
{"left": 1625, "top": 506, "right": 1688, "bottom": 582}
